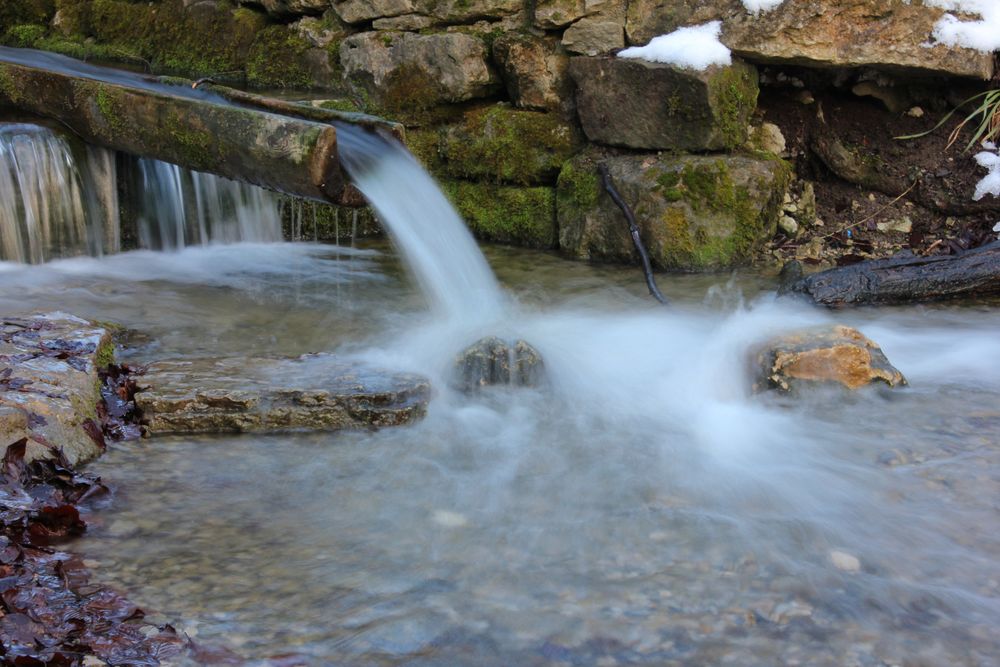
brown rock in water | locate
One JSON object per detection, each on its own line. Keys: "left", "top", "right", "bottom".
{"left": 753, "top": 325, "right": 906, "bottom": 393}
{"left": 0, "top": 313, "right": 113, "bottom": 465}
{"left": 134, "top": 355, "right": 430, "bottom": 435}
{"left": 568, "top": 56, "right": 758, "bottom": 151}
{"left": 454, "top": 337, "right": 545, "bottom": 391}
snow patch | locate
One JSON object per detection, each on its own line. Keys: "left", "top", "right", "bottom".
{"left": 742, "top": 0, "right": 785, "bottom": 13}
{"left": 926, "top": 0, "right": 1000, "bottom": 52}
{"left": 617, "top": 21, "right": 731, "bottom": 71}
{"left": 973, "top": 142, "right": 1000, "bottom": 201}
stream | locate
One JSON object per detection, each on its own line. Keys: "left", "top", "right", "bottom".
{"left": 1, "top": 242, "right": 998, "bottom": 665}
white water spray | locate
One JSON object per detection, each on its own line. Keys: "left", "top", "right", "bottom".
{"left": 335, "top": 125, "right": 505, "bottom": 323}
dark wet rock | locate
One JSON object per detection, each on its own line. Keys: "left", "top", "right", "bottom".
{"left": 134, "top": 355, "right": 430, "bottom": 435}
{"left": 568, "top": 56, "right": 758, "bottom": 151}
{"left": 0, "top": 313, "right": 112, "bottom": 465}
{"left": 781, "top": 241, "right": 1000, "bottom": 306}
{"left": 454, "top": 337, "right": 545, "bottom": 391}
{"left": 752, "top": 325, "right": 906, "bottom": 393}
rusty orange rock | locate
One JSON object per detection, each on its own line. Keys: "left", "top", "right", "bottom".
{"left": 754, "top": 325, "right": 906, "bottom": 392}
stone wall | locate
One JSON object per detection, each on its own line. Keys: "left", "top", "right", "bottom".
{"left": 2, "top": 0, "right": 994, "bottom": 270}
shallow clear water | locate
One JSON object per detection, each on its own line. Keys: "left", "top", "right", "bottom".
{"left": 2, "top": 243, "right": 999, "bottom": 666}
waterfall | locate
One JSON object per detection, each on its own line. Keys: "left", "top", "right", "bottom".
{"left": 0, "top": 122, "right": 282, "bottom": 263}
{"left": 132, "top": 159, "right": 281, "bottom": 251}
{"left": 0, "top": 123, "right": 111, "bottom": 263}
{"left": 335, "top": 124, "right": 504, "bottom": 322}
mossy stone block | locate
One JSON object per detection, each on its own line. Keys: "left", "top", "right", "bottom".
{"left": 568, "top": 55, "right": 758, "bottom": 151}
{"left": 438, "top": 104, "right": 581, "bottom": 185}
{"left": 444, "top": 181, "right": 557, "bottom": 248}
{"left": 557, "top": 150, "right": 791, "bottom": 271}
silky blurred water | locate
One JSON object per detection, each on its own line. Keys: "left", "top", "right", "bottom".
{"left": 4, "top": 242, "right": 995, "bottom": 665}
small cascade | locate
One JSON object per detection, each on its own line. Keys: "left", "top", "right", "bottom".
{"left": 132, "top": 158, "right": 282, "bottom": 251}
{"left": 335, "top": 124, "right": 505, "bottom": 322}
{"left": 0, "top": 123, "right": 115, "bottom": 263}
{"left": 0, "top": 121, "right": 283, "bottom": 263}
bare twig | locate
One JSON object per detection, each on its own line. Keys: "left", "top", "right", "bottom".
{"left": 597, "top": 163, "right": 669, "bottom": 305}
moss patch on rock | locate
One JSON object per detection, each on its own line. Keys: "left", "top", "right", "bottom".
{"left": 444, "top": 181, "right": 557, "bottom": 248}
{"left": 438, "top": 104, "right": 580, "bottom": 185}
{"left": 247, "top": 25, "right": 316, "bottom": 89}
{"left": 18, "top": 0, "right": 268, "bottom": 83}
{"left": 2, "top": 24, "right": 47, "bottom": 47}
{"left": 0, "top": 0, "right": 54, "bottom": 28}
{"left": 707, "top": 64, "right": 759, "bottom": 150}
{"left": 558, "top": 151, "right": 791, "bottom": 271}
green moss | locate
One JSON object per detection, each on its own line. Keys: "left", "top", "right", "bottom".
{"left": 708, "top": 64, "right": 758, "bottom": 150}
{"left": 247, "top": 25, "right": 314, "bottom": 89}
{"left": 441, "top": 105, "right": 579, "bottom": 185}
{"left": 162, "top": 113, "right": 214, "bottom": 169}
{"left": 444, "top": 181, "right": 557, "bottom": 248}
{"left": 0, "top": 0, "right": 54, "bottom": 27}
{"left": 0, "top": 68, "right": 23, "bottom": 106}
{"left": 2, "top": 24, "right": 46, "bottom": 47}
{"left": 34, "top": 36, "right": 142, "bottom": 64}
{"left": 658, "top": 207, "right": 695, "bottom": 267}
{"left": 380, "top": 62, "right": 445, "bottom": 114}
{"left": 318, "top": 98, "right": 361, "bottom": 113}
{"left": 405, "top": 126, "right": 444, "bottom": 171}
{"left": 93, "top": 337, "right": 116, "bottom": 370}
{"left": 278, "top": 198, "right": 381, "bottom": 241}
{"left": 93, "top": 84, "right": 130, "bottom": 136}
{"left": 50, "top": 0, "right": 266, "bottom": 82}
{"left": 556, "top": 158, "right": 600, "bottom": 220}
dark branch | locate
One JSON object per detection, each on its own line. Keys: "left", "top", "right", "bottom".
{"left": 598, "top": 163, "right": 669, "bottom": 305}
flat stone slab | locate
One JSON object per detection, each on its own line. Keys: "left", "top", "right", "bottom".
{"left": 134, "top": 355, "right": 431, "bottom": 435}
{"left": 0, "top": 313, "right": 112, "bottom": 465}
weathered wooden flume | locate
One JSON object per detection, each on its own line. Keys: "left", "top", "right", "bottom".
{"left": 0, "top": 46, "right": 402, "bottom": 207}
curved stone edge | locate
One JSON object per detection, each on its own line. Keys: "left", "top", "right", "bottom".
{"left": 0, "top": 312, "right": 113, "bottom": 465}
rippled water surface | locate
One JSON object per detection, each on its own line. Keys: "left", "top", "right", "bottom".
{"left": 2, "top": 242, "right": 999, "bottom": 666}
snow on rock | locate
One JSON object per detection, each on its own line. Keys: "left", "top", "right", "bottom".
{"left": 618, "top": 21, "right": 731, "bottom": 70}
{"left": 973, "top": 142, "right": 1000, "bottom": 201}
{"left": 926, "top": 0, "right": 1000, "bottom": 52}
{"left": 742, "top": 0, "right": 785, "bottom": 13}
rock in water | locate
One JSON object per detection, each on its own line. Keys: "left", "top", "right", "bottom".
{"left": 134, "top": 355, "right": 430, "bottom": 435}
{"left": 0, "top": 313, "right": 113, "bottom": 465}
{"left": 753, "top": 325, "right": 906, "bottom": 393}
{"left": 454, "top": 337, "right": 545, "bottom": 391}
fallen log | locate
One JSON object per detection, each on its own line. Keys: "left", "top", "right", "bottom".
{"left": 780, "top": 240, "right": 1000, "bottom": 305}
{"left": 0, "top": 47, "right": 401, "bottom": 206}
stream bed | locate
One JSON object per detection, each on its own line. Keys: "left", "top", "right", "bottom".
{"left": 2, "top": 242, "right": 999, "bottom": 665}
